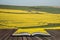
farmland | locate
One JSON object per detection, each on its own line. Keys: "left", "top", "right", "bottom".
{"left": 0, "top": 5, "right": 60, "bottom": 14}
{"left": 0, "top": 8, "right": 60, "bottom": 29}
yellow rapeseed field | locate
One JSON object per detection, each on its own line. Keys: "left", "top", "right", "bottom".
{"left": 0, "top": 9, "right": 29, "bottom": 13}
{"left": 0, "top": 9, "right": 60, "bottom": 35}
{"left": 0, "top": 9, "right": 60, "bottom": 28}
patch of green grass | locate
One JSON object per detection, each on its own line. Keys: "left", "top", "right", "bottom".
{"left": 17, "top": 23, "right": 60, "bottom": 29}
{"left": 30, "top": 6, "right": 60, "bottom": 14}
{"left": 0, "top": 5, "right": 30, "bottom": 10}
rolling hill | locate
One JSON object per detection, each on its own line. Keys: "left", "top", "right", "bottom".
{"left": 0, "top": 5, "right": 60, "bottom": 14}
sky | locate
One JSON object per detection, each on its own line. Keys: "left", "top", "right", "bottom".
{"left": 0, "top": 0, "right": 60, "bottom": 6}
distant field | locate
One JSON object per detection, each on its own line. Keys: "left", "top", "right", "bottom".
{"left": 0, "top": 5, "right": 60, "bottom": 14}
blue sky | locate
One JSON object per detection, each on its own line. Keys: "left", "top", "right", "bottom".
{"left": 0, "top": 0, "right": 60, "bottom": 6}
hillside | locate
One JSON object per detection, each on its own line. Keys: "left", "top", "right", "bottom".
{"left": 0, "top": 5, "right": 60, "bottom": 14}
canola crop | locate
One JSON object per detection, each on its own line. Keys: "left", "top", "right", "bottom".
{"left": 0, "top": 9, "right": 60, "bottom": 29}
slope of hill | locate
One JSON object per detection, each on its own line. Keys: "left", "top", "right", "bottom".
{"left": 0, "top": 5, "right": 60, "bottom": 14}
{"left": 31, "top": 6, "right": 60, "bottom": 14}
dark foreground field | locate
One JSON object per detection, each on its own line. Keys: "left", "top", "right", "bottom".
{"left": 0, "top": 29, "right": 60, "bottom": 40}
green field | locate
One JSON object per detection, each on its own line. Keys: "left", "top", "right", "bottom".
{"left": 0, "top": 5, "right": 60, "bottom": 14}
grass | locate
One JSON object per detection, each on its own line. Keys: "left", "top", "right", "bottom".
{"left": 17, "top": 23, "right": 60, "bottom": 29}
{"left": 0, "top": 5, "right": 60, "bottom": 14}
